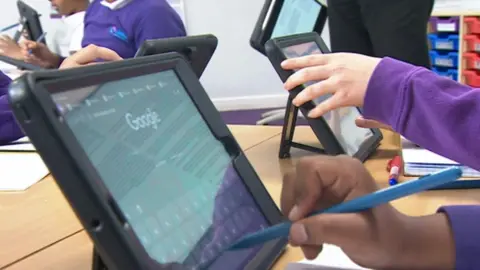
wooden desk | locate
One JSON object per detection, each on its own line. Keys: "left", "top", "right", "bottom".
{"left": 2, "top": 126, "right": 480, "bottom": 270}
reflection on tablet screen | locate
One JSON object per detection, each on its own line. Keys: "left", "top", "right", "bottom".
{"left": 282, "top": 42, "right": 374, "bottom": 155}
{"left": 271, "top": 0, "right": 322, "bottom": 38}
{"left": 50, "top": 70, "right": 269, "bottom": 269}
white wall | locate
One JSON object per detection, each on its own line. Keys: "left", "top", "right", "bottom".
{"left": 183, "top": 0, "right": 330, "bottom": 111}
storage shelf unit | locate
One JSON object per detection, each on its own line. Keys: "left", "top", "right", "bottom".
{"left": 463, "top": 16, "right": 480, "bottom": 86}
{"left": 428, "top": 16, "right": 461, "bottom": 81}
{"left": 430, "top": 11, "right": 480, "bottom": 87}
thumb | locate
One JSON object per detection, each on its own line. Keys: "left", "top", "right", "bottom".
{"left": 355, "top": 116, "right": 393, "bottom": 131}
{"left": 19, "top": 40, "right": 35, "bottom": 50}
{"left": 290, "top": 213, "right": 364, "bottom": 247}
{"left": 26, "top": 41, "right": 37, "bottom": 50}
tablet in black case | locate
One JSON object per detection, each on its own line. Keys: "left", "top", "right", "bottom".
{"left": 250, "top": 0, "right": 327, "bottom": 55}
{"left": 8, "top": 53, "right": 286, "bottom": 269}
{"left": 265, "top": 32, "right": 383, "bottom": 161}
{"left": 135, "top": 34, "right": 218, "bottom": 78}
{"left": 17, "top": 0, "right": 45, "bottom": 43}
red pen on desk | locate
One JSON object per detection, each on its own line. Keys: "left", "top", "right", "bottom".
{"left": 387, "top": 155, "right": 402, "bottom": 186}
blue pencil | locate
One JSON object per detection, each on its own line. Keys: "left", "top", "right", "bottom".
{"left": 34, "top": 32, "right": 47, "bottom": 43}
{"left": 0, "top": 22, "right": 20, "bottom": 33}
{"left": 228, "top": 166, "right": 462, "bottom": 250}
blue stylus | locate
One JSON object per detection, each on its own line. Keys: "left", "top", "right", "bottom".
{"left": 1, "top": 15, "right": 44, "bottom": 33}
{"left": 228, "top": 166, "right": 462, "bottom": 250}
{"left": 35, "top": 32, "right": 47, "bottom": 43}
{"left": 0, "top": 22, "right": 20, "bottom": 33}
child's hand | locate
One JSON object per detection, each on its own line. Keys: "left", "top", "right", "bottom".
{"left": 281, "top": 155, "right": 455, "bottom": 269}
{"left": 19, "top": 40, "right": 61, "bottom": 68}
{"left": 281, "top": 53, "right": 381, "bottom": 118}
{"left": 0, "top": 35, "right": 23, "bottom": 60}
{"left": 60, "top": 45, "right": 122, "bottom": 69}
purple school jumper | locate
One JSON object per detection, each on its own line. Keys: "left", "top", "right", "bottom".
{"left": 364, "top": 57, "right": 480, "bottom": 270}
{"left": 82, "top": 0, "right": 186, "bottom": 59}
{"left": 0, "top": 72, "right": 23, "bottom": 144}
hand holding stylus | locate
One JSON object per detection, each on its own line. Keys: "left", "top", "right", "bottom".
{"left": 237, "top": 156, "right": 456, "bottom": 270}
{"left": 20, "top": 36, "right": 61, "bottom": 68}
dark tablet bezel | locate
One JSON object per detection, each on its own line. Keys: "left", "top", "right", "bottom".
{"left": 250, "top": 0, "right": 327, "bottom": 55}
{"left": 0, "top": 55, "right": 43, "bottom": 70}
{"left": 264, "top": 32, "right": 383, "bottom": 161}
{"left": 8, "top": 53, "right": 286, "bottom": 270}
{"left": 134, "top": 34, "right": 218, "bottom": 78}
{"left": 17, "top": 0, "right": 45, "bottom": 43}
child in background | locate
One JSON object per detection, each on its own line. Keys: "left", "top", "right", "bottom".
{"left": 82, "top": 0, "right": 186, "bottom": 59}
{"left": 18, "top": 0, "right": 89, "bottom": 68}
{"left": 48, "top": 0, "right": 89, "bottom": 57}
{"left": 0, "top": 45, "right": 121, "bottom": 145}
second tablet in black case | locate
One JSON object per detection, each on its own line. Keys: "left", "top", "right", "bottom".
{"left": 249, "top": 0, "right": 327, "bottom": 56}
{"left": 17, "top": 0, "right": 45, "bottom": 43}
{"left": 135, "top": 34, "right": 218, "bottom": 78}
{"left": 264, "top": 32, "right": 383, "bottom": 162}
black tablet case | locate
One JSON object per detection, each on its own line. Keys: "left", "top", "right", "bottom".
{"left": 17, "top": 0, "right": 45, "bottom": 43}
{"left": 8, "top": 53, "right": 287, "bottom": 269}
{"left": 135, "top": 34, "right": 218, "bottom": 78}
{"left": 264, "top": 32, "right": 383, "bottom": 161}
{"left": 250, "top": 0, "right": 327, "bottom": 55}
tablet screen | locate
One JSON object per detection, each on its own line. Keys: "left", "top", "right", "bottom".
{"left": 271, "top": 0, "right": 322, "bottom": 38}
{"left": 50, "top": 70, "right": 269, "bottom": 269}
{"left": 281, "top": 42, "right": 374, "bottom": 155}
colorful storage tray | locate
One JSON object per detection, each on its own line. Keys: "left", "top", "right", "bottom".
{"left": 432, "top": 67, "right": 458, "bottom": 81}
{"left": 429, "top": 51, "right": 459, "bottom": 68}
{"left": 463, "top": 70, "right": 480, "bottom": 87}
{"left": 430, "top": 17, "right": 460, "bottom": 33}
{"left": 464, "top": 17, "right": 480, "bottom": 35}
{"left": 464, "top": 35, "right": 480, "bottom": 52}
{"left": 428, "top": 34, "right": 459, "bottom": 50}
{"left": 463, "top": 53, "right": 480, "bottom": 70}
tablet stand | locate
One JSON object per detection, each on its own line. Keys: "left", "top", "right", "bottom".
{"left": 278, "top": 95, "right": 325, "bottom": 158}
{"left": 13, "top": 30, "right": 22, "bottom": 42}
{"left": 92, "top": 248, "right": 108, "bottom": 270}
{"left": 13, "top": 18, "right": 27, "bottom": 42}
{"left": 256, "top": 109, "right": 305, "bottom": 125}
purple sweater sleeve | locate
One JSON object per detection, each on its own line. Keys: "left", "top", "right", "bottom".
{"left": 364, "top": 57, "right": 480, "bottom": 171}
{"left": 364, "top": 57, "right": 480, "bottom": 270}
{"left": 438, "top": 206, "right": 480, "bottom": 270}
{"left": 0, "top": 72, "right": 23, "bottom": 144}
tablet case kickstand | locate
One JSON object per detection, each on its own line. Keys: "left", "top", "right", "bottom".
{"left": 92, "top": 248, "right": 108, "bottom": 270}
{"left": 278, "top": 95, "right": 325, "bottom": 158}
